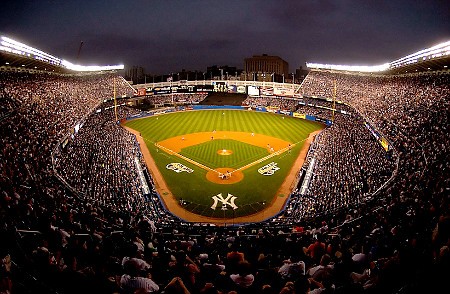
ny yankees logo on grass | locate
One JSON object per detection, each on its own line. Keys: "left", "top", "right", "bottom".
{"left": 166, "top": 163, "right": 194, "bottom": 173}
{"left": 211, "top": 193, "right": 238, "bottom": 210}
{"left": 258, "top": 162, "right": 280, "bottom": 176}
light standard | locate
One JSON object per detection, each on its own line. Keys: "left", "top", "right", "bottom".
{"left": 203, "top": 72, "right": 206, "bottom": 85}
{"left": 292, "top": 73, "right": 295, "bottom": 84}
{"left": 170, "top": 73, "right": 174, "bottom": 103}
{"left": 282, "top": 73, "right": 285, "bottom": 84}
{"left": 226, "top": 72, "right": 228, "bottom": 80}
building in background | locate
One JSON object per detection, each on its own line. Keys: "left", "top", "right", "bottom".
{"left": 126, "top": 66, "right": 145, "bottom": 84}
{"left": 206, "top": 65, "right": 240, "bottom": 80}
{"left": 295, "top": 66, "right": 310, "bottom": 83}
{"left": 244, "top": 54, "right": 289, "bottom": 82}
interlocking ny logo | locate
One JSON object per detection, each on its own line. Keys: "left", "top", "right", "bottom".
{"left": 166, "top": 163, "right": 194, "bottom": 173}
{"left": 258, "top": 162, "right": 280, "bottom": 176}
{"left": 211, "top": 193, "right": 238, "bottom": 210}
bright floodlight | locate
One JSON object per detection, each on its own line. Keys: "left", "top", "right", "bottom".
{"left": 0, "top": 35, "right": 124, "bottom": 71}
{"left": 390, "top": 40, "right": 450, "bottom": 68}
{"left": 306, "top": 62, "right": 390, "bottom": 72}
{"left": 307, "top": 40, "right": 450, "bottom": 72}
{"left": 61, "top": 59, "right": 124, "bottom": 71}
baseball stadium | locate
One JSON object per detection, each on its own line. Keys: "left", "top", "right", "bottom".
{"left": 0, "top": 34, "right": 449, "bottom": 294}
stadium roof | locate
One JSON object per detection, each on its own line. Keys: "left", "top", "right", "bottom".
{"left": 306, "top": 40, "right": 450, "bottom": 74}
{"left": 0, "top": 50, "right": 68, "bottom": 73}
{"left": 386, "top": 54, "right": 449, "bottom": 74}
{"left": 0, "top": 35, "right": 124, "bottom": 73}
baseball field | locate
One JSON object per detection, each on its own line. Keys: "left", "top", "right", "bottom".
{"left": 124, "top": 109, "right": 324, "bottom": 223}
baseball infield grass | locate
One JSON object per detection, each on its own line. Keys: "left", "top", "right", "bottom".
{"left": 125, "top": 110, "right": 323, "bottom": 219}
{"left": 180, "top": 139, "right": 269, "bottom": 169}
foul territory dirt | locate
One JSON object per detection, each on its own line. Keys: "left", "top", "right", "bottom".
{"left": 123, "top": 125, "right": 321, "bottom": 225}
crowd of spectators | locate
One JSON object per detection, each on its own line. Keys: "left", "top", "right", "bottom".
{"left": 144, "top": 93, "right": 208, "bottom": 107}
{"left": 54, "top": 105, "right": 145, "bottom": 211}
{"left": 242, "top": 96, "right": 297, "bottom": 111}
{"left": 0, "top": 68, "right": 449, "bottom": 294}
{"left": 300, "top": 71, "right": 448, "bottom": 210}
{"left": 284, "top": 111, "right": 395, "bottom": 221}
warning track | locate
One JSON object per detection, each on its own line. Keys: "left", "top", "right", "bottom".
{"left": 123, "top": 126, "right": 321, "bottom": 225}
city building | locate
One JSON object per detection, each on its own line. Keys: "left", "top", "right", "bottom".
{"left": 244, "top": 54, "right": 289, "bottom": 81}
{"left": 126, "top": 66, "right": 145, "bottom": 84}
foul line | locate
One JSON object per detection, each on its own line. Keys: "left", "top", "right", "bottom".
{"left": 155, "top": 137, "right": 308, "bottom": 176}
{"left": 232, "top": 137, "right": 307, "bottom": 174}
{"left": 155, "top": 143, "right": 219, "bottom": 174}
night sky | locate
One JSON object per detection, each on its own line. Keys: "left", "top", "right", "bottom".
{"left": 1, "top": 0, "right": 449, "bottom": 74}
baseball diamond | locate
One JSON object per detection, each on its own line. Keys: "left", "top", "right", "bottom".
{"left": 125, "top": 109, "right": 324, "bottom": 223}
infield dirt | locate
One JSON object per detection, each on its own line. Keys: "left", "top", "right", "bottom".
{"left": 123, "top": 125, "right": 321, "bottom": 225}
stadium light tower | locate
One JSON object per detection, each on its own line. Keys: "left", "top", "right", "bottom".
{"left": 76, "top": 41, "right": 83, "bottom": 61}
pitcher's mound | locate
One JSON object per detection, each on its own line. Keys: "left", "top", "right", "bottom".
{"left": 217, "top": 149, "right": 233, "bottom": 155}
{"left": 206, "top": 168, "right": 243, "bottom": 184}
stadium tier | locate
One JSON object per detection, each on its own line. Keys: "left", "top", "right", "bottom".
{"left": 0, "top": 38, "right": 449, "bottom": 294}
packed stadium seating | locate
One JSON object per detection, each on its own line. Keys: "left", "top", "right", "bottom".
{"left": 0, "top": 67, "right": 449, "bottom": 294}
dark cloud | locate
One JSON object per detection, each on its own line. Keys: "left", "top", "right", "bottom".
{"left": 1, "top": 0, "right": 448, "bottom": 74}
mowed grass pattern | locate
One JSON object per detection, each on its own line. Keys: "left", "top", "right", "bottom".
{"left": 180, "top": 139, "right": 269, "bottom": 169}
{"left": 126, "top": 110, "right": 320, "bottom": 143}
{"left": 125, "top": 110, "right": 324, "bottom": 219}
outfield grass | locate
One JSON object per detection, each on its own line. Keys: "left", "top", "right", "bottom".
{"left": 125, "top": 110, "right": 323, "bottom": 219}
{"left": 180, "top": 139, "right": 269, "bottom": 169}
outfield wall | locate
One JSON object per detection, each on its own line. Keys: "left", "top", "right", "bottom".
{"left": 124, "top": 104, "right": 332, "bottom": 127}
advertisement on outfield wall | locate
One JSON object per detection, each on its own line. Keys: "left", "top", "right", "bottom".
{"left": 171, "top": 85, "right": 196, "bottom": 93}
{"left": 279, "top": 110, "right": 292, "bottom": 116}
{"left": 266, "top": 106, "right": 279, "bottom": 113}
{"left": 212, "top": 82, "right": 227, "bottom": 92}
{"left": 137, "top": 88, "right": 146, "bottom": 96}
{"left": 237, "top": 85, "right": 246, "bottom": 94}
{"left": 196, "top": 85, "right": 214, "bottom": 92}
{"left": 261, "top": 87, "right": 274, "bottom": 96}
{"left": 152, "top": 87, "right": 172, "bottom": 95}
{"left": 274, "top": 87, "right": 294, "bottom": 96}
{"left": 247, "top": 85, "right": 259, "bottom": 96}
{"left": 147, "top": 85, "right": 214, "bottom": 94}
{"left": 293, "top": 113, "right": 306, "bottom": 119}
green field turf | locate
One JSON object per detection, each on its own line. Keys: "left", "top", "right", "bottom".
{"left": 125, "top": 110, "right": 324, "bottom": 219}
{"left": 180, "top": 139, "right": 269, "bottom": 169}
